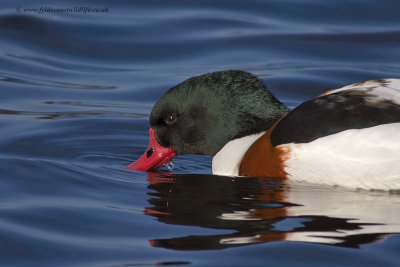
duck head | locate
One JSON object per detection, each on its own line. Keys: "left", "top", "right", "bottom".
{"left": 127, "top": 70, "right": 288, "bottom": 171}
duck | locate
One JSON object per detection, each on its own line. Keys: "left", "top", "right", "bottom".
{"left": 127, "top": 70, "right": 400, "bottom": 190}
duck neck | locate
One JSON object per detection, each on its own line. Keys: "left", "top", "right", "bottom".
{"left": 212, "top": 131, "right": 266, "bottom": 176}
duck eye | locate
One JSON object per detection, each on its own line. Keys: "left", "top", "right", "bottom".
{"left": 165, "top": 114, "right": 177, "bottom": 125}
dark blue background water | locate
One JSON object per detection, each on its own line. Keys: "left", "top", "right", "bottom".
{"left": 1, "top": 0, "right": 400, "bottom": 266}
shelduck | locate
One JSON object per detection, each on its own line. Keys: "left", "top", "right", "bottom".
{"left": 128, "top": 70, "right": 400, "bottom": 190}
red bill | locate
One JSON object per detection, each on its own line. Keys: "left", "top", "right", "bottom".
{"left": 127, "top": 128, "right": 175, "bottom": 171}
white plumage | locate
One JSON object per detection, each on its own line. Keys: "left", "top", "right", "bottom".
{"left": 212, "top": 132, "right": 265, "bottom": 176}
{"left": 283, "top": 123, "right": 400, "bottom": 190}
{"left": 326, "top": 78, "right": 400, "bottom": 105}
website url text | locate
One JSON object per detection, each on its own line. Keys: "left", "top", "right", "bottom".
{"left": 16, "top": 7, "right": 109, "bottom": 15}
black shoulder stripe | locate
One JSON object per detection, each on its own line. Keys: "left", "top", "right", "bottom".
{"left": 270, "top": 90, "right": 400, "bottom": 146}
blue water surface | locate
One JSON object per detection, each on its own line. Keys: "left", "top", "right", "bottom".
{"left": 1, "top": 0, "right": 400, "bottom": 266}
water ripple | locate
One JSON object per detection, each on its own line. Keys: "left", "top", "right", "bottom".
{"left": 0, "top": 72, "right": 116, "bottom": 90}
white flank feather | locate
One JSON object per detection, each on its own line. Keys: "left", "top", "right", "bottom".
{"left": 283, "top": 123, "right": 400, "bottom": 190}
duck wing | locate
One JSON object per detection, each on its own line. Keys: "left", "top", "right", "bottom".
{"left": 270, "top": 78, "right": 400, "bottom": 146}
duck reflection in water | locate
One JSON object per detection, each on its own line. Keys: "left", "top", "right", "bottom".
{"left": 144, "top": 172, "right": 400, "bottom": 251}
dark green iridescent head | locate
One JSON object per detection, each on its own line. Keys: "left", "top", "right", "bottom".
{"left": 149, "top": 70, "right": 289, "bottom": 156}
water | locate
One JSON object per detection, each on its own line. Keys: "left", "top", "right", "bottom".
{"left": 1, "top": 0, "right": 400, "bottom": 265}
